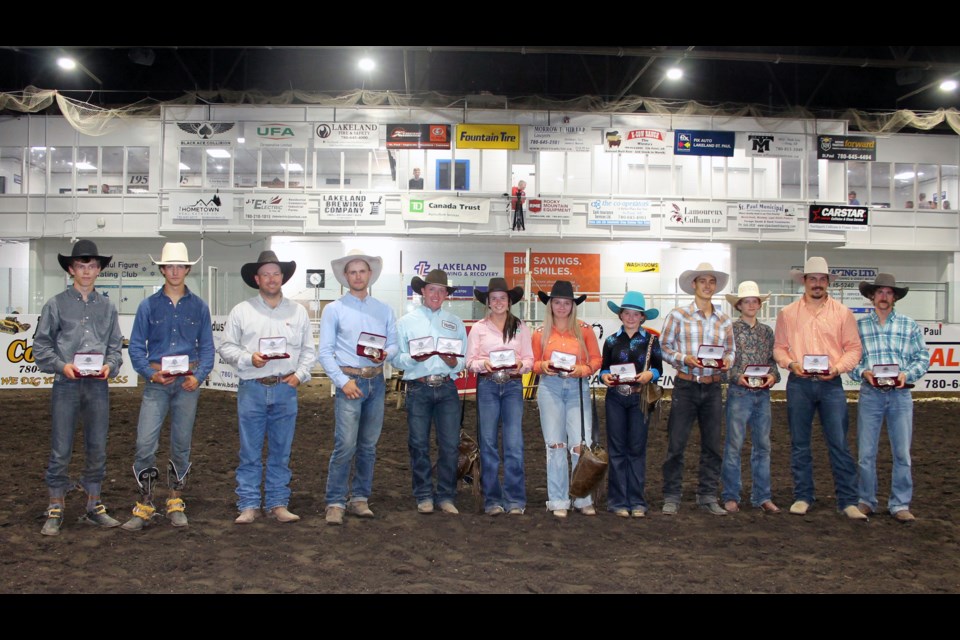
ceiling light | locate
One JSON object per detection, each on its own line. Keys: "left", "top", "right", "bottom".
{"left": 206, "top": 149, "right": 231, "bottom": 158}
{"left": 57, "top": 57, "right": 77, "bottom": 70}
{"left": 894, "top": 171, "right": 923, "bottom": 180}
{"left": 359, "top": 57, "right": 375, "bottom": 72}
{"left": 72, "top": 161, "right": 97, "bottom": 171}
{"left": 282, "top": 163, "right": 303, "bottom": 171}
{"left": 237, "top": 137, "right": 246, "bottom": 144}
{"left": 179, "top": 163, "right": 191, "bottom": 171}
{"left": 666, "top": 68, "right": 683, "bottom": 81}
{"left": 940, "top": 79, "right": 958, "bottom": 92}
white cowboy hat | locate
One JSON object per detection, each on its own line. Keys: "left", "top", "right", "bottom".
{"left": 790, "top": 256, "right": 837, "bottom": 285}
{"left": 725, "top": 280, "right": 771, "bottom": 307}
{"left": 331, "top": 249, "right": 383, "bottom": 289}
{"left": 149, "top": 242, "right": 201, "bottom": 266}
{"left": 678, "top": 262, "right": 729, "bottom": 295}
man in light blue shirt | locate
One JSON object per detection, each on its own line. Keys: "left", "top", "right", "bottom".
{"left": 393, "top": 269, "right": 467, "bottom": 515}
{"left": 318, "top": 249, "right": 398, "bottom": 525}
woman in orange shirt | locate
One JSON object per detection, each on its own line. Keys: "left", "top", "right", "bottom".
{"left": 532, "top": 281, "right": 602, "bottom": 518}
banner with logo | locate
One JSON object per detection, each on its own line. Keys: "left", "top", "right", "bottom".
{"left": 742, "top": 132, "right": 806, "bottom": 159}
{"left": 808, "top": 204, "right": 869, "bottom": 230}
{"left": 526, "top": 125, "right": 590, "bottom": 153}
{"left": 674, "top": 130, "right": 735, "bottom": 157}
{"left": 387, "top": 124, "right": 451, "bottom": 149}
{"left": 602, "top": 128, "right": 671, "bottom": 155}
{"left": 736, "top": 202, "right": 798, "bottom": 230}
{"left": 243, "top": 193, "right": 311, "bottom": 220}
{"left": 587, "top": 199, "right": 654, "bottom": 227}
{"left": 319, "top": 193, "right": 387, "bottom": 221}
{"left": 456, "top": 124, "right": 520, "bottom": 150}
{"left": 314, "top": 122, "right": 381, "bottom": 149}
{"left": 246, "top": 122, "right": 312, "bottom": 148}
{"left": 625, "top": 262, "right": 659, "bottom": 273}
{"left": 505, "top": 252, "right": 601, "bottom": 301}
{"left": 525, "top": 197, "right": 574, "bottom": 221}
{"left": 169, "top": 192, "right": 232, "bottom": 220}
{"left": 816, "top": 135, "right": 877, "bottom": 161}
{"left": 174, "top": 121, "right": 236, "bottom": 147}
{"left": 401, "top": 195, "right": 489, "bottom": 223}
{"left": 663, "top": 200, "right": 726, "bottom": 228}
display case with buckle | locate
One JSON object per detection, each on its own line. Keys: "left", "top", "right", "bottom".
{"left": 696, "top": 344, "right": 726, "bottom": 369}
{"left": 259, "top": 336, "right": 290, "bottom": 360}
{"left": 357, "top": 332, "right": 387, "bottom": 360}
{"left": 802, "top": 354, "right": 830, "bottom": 376}
{"left": 743, "top": 364, "right": 771, "bottom": 389}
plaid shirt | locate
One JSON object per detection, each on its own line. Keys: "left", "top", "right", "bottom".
{"left": 660, "top": 301, "right": 735, "bottom": 376}
{"left": 850, "top": 309, "right": 930, "bottom": 384}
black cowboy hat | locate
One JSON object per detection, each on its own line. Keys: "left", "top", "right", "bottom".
{"left": 411, "top": 269, "right": 456, "bottom": 295}
{"left": 537, "top": 280, "right": 586, "bottom": 306}
{"left": 475, "top": 277, "right": 524, "bottom": 305}
{"left": 859, "top": 273, "right": 909, "bottom": 300}
{"left": 57, "top": 239, "right": 112, "bottom": 272}
{"left": 240, "top": 250, "right": 296, "bottom": 289}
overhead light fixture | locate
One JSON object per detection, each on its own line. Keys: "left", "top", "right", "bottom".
{"left": 359, "top": 57, "right": 375, "bottom": 72}
{"left": 179, "top": 162, "right": 191, "bottom": 171}
{"left": 57, "top": 57, "right": 77, "bottom": 70}
{"left": 940, "top": 79, "right": 958, "bottom": 92}
{"left": 281, "top": 163, "right": 303, "bottom": 171}
{"left": 237, "top": 137, "right": 246, "bottom": 144}
{"left": 894, "top": 171, "right": 923, "bottom": 180}
{"left": 666, "top": 67, "right": 683, "bottom": 81}
{"left": 71, "top": 161, "right": 97, "bottom": 171}
{"left": 206, "top": 149, "right": 231, "bottom": 158}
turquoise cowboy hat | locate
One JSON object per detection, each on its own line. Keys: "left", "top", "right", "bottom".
{"left": 607, "top": 291, "right": 659, "bottom": 320}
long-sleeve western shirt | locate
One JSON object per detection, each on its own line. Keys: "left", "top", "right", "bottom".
{"left": 128, "top": 286, "right": 215, "bottom": 382}
{"left": 531, "top": 321, "right": 602, "bottom": 377}
{"left": 392, "top": 304, "right": 467, "bottom": 380}
{"left": 465, "top": 316, "right": 534, "bottom": 374}
{"left": 660, "top": 301, "right": 734, "bottom": 376}
{"left": 600, "top": 325, "right": 663, "bottom": 383}
{"left": 726, "top": 318, "right": 781, "bottom": 385}
{"left": 850, "top": 309, "right": 929, "bottom": 384}
{"left": 33, "top": 286, "right": 123, "bottom": 378}
{"left": 774, "top": 296, "right": 862, "bottom": 374}
{"left": 317, "top": 292, "right": 398, "bottom": 389}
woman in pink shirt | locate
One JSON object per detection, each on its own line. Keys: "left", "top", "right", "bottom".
{"left": 466, "top": 278, "right": 533, "bottom": 516}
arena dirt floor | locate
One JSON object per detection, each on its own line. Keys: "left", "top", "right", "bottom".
{"left": 2, "top": 381, "right": 958, "bottom": 595}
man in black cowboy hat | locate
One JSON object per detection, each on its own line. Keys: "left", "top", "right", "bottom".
{"left": 392, "top": 269, "right": 467, "bottom": 514}
{"left": 34, "top": 239, "right": 124, "bottom": 536}
{"left": 849, "top": 273, "right": 929, "bottom": 522}
{"left": 218, "top": 250, "right": 316, "bottom": 525}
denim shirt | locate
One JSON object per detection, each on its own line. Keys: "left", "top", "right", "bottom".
{"left": 33, "top": 286, "right": 124, "bottom": 378}
{"left": 128, "top": 286, "right": 215, "bottom": 382}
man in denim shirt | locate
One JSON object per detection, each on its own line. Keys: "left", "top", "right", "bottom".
{"left": 121, "top": 243, "right": 215, "bottom": 531}
{"left": 34, "top": 240, "right": 124, "bottom": 536}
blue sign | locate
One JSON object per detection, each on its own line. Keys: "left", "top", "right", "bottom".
{"left": 674, "top": 130, "right": 735, "bottom": 157}
{"left": 407, "top": 285, "right": 475, "bottom": 300}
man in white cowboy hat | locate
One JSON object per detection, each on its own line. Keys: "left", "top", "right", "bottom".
{"left": 773, "top": 256, "right": 865, "bottom": 519}
{"left": 219, "top": 249, "right": 315, "bottom": 525}
{"left": 318, "top": 249, "right": 398, "bottom": 525}
{"left": 720, "top": 281, "right": 781, "bottom": 515}
{"left": 34, "top": 239, "right": 124, "bottom": 535}
{"left": 121, "top": 242, "right": 215, "bottom": 531}
{"left": 660, "top": 262, "right": 735, "bottom": 516}
{"left": 392, "top": 269, "right": 467, "bottom": 515}
{"left": 849, "top": 273, "right": 929, "bottom": 522}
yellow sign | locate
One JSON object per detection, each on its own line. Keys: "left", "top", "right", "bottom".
{"left": 625, "top": 262, "right": 659, "bottom": 273}
{"left": 456, "top": 124, "right": 520, "bottom": 150}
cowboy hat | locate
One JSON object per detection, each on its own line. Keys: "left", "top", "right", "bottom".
{"left": 57, "top": 239, "right": 111, "bottom": 272}
{"left": 149, "top": 242, "right": 201, "bottom": 266}
{"left": 859, "top": 273, "right": 909, "bottom": 300}
{"left": 475, "top": 277, "right": 524, "bottom": 305}
{"left": 411, "top": 269, "right": 456, "bottom": 295}
{"left": 330, "top": 249, "right": 383, "bottom": 289}
{"left": 678, "top": 262, "right": 729, "bottom": 295}
{"left": 240, "top": 250, "right": 296, "bottom": 289}
{"left": 537, "top": 280, "right": 587, "bottom": 306}
{"left": 790, "top": 256, "right": 837, "bottom": 285}
{"left": 725, "top": 280, "right": 771, "bottom": 308}
{"left": 607, "top": 291, "right": 659, "bottom": 320}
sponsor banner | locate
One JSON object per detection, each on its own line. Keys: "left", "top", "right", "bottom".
{"left": 526, "top": 125, "right": 591, "bottom": 153}
{"left": 789, "top": 265, "right": 878, "bottom": 290}
{"left": 387, "top": 124, "right": 451, "bottom": 149}
{"left": 175, "top": 121, "right": 236, "bottom": 146}
{"left": 674, "top": 130, "right": 735, "bottom": 157}
{"left": 736, "top": 202, "right": 798, "bottom": 231}
{"left": 0, "top": 314, "right": 136, "bottom": 389}
{"left": 808, "top": 205, "right": 869, "bottom": 230}
{"left": 817, "top": 135, "right": 877, "bottom": 161}
{"left": 922, "top": 323, "right": 960, "bottom": 390}
{"left": 664, "top": 200, "right": 726, "bottom": 228}
{"left": 401, "top": 195, "right": 489, "bottom": 224}
{"left": 742, "top": 132, "right": 806, "bottom": 159}
{"left": 205, "top": 316, "right": 237, "bottom": 393}
{"left": 243, "top": 193, "right": 311, "bottom": 220}
{"left": 587, "top": 199, "right": 653, "bottom": 227}
{"left": 407, "top": 257, "right": 501, "bottom": 281}
{"left": 407, "top": 285, "right": 475, "bottom": 300}
{"left": 526, "top": 197, "right": 574, "bottom": 222}
{"left": 98, "top": 256, "right": 161, "bottom": 281}
{"left": 314, "top": 122, "right": 381, "bottom": 149}
{"left": 169, "top": 192, "right": 232, "bottom": 220}
{"left": 456, "top": 124, "right": 520, "bottom": 150}
{"left": 625, "top": 262, "right": 659, "bottom": 273}
{"left": 246, "top": 122, "right": 312, "bottom": 148}
{"left": 319, "top": 193, "right": 386, "bottom": 221}
{"left": 603, "top": 128, "right": 671, "bottom": 155}
{"left": 505, "top": 252, "right": 600, "bottom": 301}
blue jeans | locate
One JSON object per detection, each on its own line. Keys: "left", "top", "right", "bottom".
{"left": 235, "top": 379, "right": 299, "bottom": 511}
{"left": 477, "top": 376, "right": 526, "bottom": 512}
{"left": 857, "top": 382, "right": 913, "bottom": 513}
{"left": 661, "top": 377, "right": 723, "bottom": 505}
{"left": 325, "top": 374, "right": 385, "bottom": 508}
{"left": 46, "top": 377, "right": 111, "bottom": 499}
{"left": 605, "top": 388, "right": 649, "bottom": 512}
{"left": 536, "top": 375, "right": 592, "bottom": 511}
{"left": 133, "top": 381, "right": 201, "bottom": 479}
{"left": 721, "top": 385, "right": 773, "bottom": 506}
{"left": 785, "top": 375, "right": 858, "bottom": 509}
{"left": 405, "top": 379, "right": 461, "bottom": 506}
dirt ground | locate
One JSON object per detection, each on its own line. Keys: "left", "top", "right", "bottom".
{"left": 2, "top": 381, "right": 959, "bottom": 595}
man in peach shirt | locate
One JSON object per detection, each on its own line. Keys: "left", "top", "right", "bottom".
{"left": 773, "top": 257, "right": 866, "bottom": 520}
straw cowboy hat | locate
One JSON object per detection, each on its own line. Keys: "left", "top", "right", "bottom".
{"left": 149, "top": 242, "right": 201, "bottom": 266}
{"left": 330, "top": 249, "right": 383, "bottom": 289}
{"left": 475, "top": 277, "right": 524, "bottom": 305}
{"left": 240, "top": 250, "right": 296, "bottom": 289}
{"left": 537, "top": 280, "right": 587, "bottom": 306}
{"left": 607, "top": 291, "right": 659, "bottom": 320}
{"left": 411, "top": 269, "right": 456, "bottom": 295}
{"left": 57, "top": 239, "right": 111, "bottom": 272}
{"left": 725, "top": 281, "right": 771, "bottom": 308}
{"left": 790, "top": 256, "right": 837, "bottom": 285}
{"left": 678, "top": 262, "right": 729, "bottom": 295}
{"left": 859, "top": 273, "right": 909, "bottom": 300}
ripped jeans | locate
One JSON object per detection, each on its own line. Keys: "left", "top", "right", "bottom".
{"left": 536, "top": 375, "right": 592, "bottom": 511}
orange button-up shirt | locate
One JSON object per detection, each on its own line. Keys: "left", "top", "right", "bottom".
{"left": 773, "top": 295, "right": 862, "bottom": 374}
{"left": 532, "top": 321, "right": 602, "bottom": 377}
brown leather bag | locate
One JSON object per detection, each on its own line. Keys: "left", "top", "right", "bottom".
{"left": 569, "top": 378, "right": 608, "bottom": 498}
{"left": 457, "top": 429, "right": 481, "bottom": 488}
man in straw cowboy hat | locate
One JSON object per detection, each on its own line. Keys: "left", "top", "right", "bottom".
{"left": 773, "top": 256, "right": 866, "bottom": 519}
{"left": 850, "top": 273, "right": 929, "bottom": 522}
{"left": 219, "top": 249, "right": 316, "bottom": 525}
{"left": 318, "top": 249, "right": 398, "bottom": 525}
{"left": 659, "top": 262, "right": 735, "bottom": 516}
{"left": 34, "top": 239, "right": 124, "bottom": 535}
{"left": 392, "top": 269, "right": 467, "bottom": 515}
{"left": 720, "top": 281, "right": 781, "bottom": 515}
{"left": 121, "top": 242, "right": 215, "bottom": 531}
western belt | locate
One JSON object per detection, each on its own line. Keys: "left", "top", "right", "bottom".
{"left": 676, "top": 371, "right": 722, "bottom": 384}
{"left": 341, "top": 365, "right": 383, "bottom": 379}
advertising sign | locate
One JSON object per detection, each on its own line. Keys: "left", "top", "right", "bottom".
{"left": 736, "top": 202, "right": 798, "bottom": 230}
{"left": 817, "top": 135, "right": 877, "bottom": 161}
{"left": 243, "top": 193, "right": 311, "bottom": 220}
{"left": 674, "top": 130, "right": 735, "bottom": 157}
{"left": 663, "top": 201, "right": 726, "bottom": 228}
{"left": 526, "top": 125, "right": 590, "bottom": 153}
{"left": 319, "top": 193, "right": 386, "bottom": 221}
{"left": 314, "top": 122, "right": 380, "bottom": 149}
{"left": 456, "top": 124, "right": 521, "bottom": 150}
{"left": 742, "top": 132, "right": 806, "bottom": 159}
{"left": 246, "top": 122, "right": 312, "bottom": 148}
{"left": 505, "top": 252, "right": 600, "bottom": 301}
{"left": 401, "top": 195, "right": 489, "bottom": 223}
{"left": 587, "top": 199, "right": 653, "bottom": 227}
{"left": 808, "top": 205, "right": 869, "bottom": 230}
{"left": 386, "top": 124, "right": 451, "bottom": 149}
{"left": 169, "top": 192, "right": 232, "bottom": 220}
{"left": 602, "top": 128, "right": 671, "bottom": 155}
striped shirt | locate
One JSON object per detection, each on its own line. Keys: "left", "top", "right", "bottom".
{"left": 850, "top": 309, "right": 929, "bottom": 384}
{"left": 660, "top": 301, "right": 735, "bottom": 376}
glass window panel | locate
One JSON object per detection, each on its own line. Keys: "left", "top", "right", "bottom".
{"left": 76, "top": 146, "right": 98, "bottom": 194}
{"left": 869, "top": 162, "right": 891, "bottom": 208}
{"left": 894, "top": 162, "right": 916, "bottom": 208}
{"left": 751, "top": 156, "right": 778, "bottom": 199}
{"left": 846, "top": 161, "right": 867, "bottom": 205}
{"left": 941, "top": 165, "right": 957, "bottom": 210}
{"left": 565, "top": 152, "right": 591, "bottom": 194}
{"left": 126, "top": 147, "right": 150, "bottom": 193}
{"left": 178, "top": 147, "right": 202, "bottom": 187}
{"left": 50, "top": 147, "right": 73, "bottom": 194}
{"left": 917, "top": 164, "right": 939, "bottom": 209}
{"left": 369, "top": 149, "right": 392, "bottom": 191}
{"left": 99, "top": 146, "right": 123, "bottom": 194}
{"left": 807, "top": 150, "right": 822, "bottom": 201}
{"left": 619, "top": 153, "right": 646, "bottom": 194}
{"left": 287, "top": 148, "right": 308, "bottom": 189}
{"left": 205, "top": 148, "right": 230, "bottom": 189}
{"left": 27, "top": 146, "right": 47, "bottom": 194}
{"left": 233, "top": 147, "right": 258, "bottom": 188}
{"left": 260, "top": 148, "right": 286, "bottom": 188}
{"left": 781, "top": 159, "right": 801, "bottom": 199}
{"left": 316, "top": 150, "right": 343, "bottom": 187}
{"left": 0, "top": 147, "right": 24, "bottom": 194}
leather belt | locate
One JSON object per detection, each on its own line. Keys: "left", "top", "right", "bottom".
{"left": 676, "top": 371, "right": 722, "bottom": 384}
{"left": 414, "top": 374, "right": 450, "bottom": 387}
{"left": 254, "top": 374, "right": 294, "bottom": 386}
{"left": 614, "top": 384, "right": 643, "bottom": 395}
{"left": 480, "top": 371, "right": 522, "bottom": 384}
{"left": 341, "top": 365, "right": 383, "bottom": 379}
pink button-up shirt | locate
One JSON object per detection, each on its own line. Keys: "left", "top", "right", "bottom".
{"left": 465, "top": 316, "right": 534, "bottom": 374}
{"left": 774, "top": 295, "right": 862, "bottom": 374}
